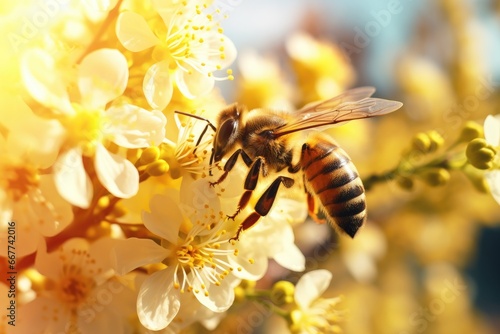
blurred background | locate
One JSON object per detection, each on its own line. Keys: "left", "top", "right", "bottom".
{"left": 211, "top": 0, "right": 500, "bottom": 333}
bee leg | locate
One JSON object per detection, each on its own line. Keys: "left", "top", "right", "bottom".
{"left": 306, "top": 191, "right": 327, "bottom": 224}
{"left": 209, "top": 149, "right": 253, "bottom": 187}
{"left": 230, "top": 176, "right": 295, "bottom": 241}
{"left": 227, "top": 156, "right": 265, "bottom": 219}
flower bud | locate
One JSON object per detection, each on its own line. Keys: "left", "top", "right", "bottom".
{"left": 420, "top": 168, "right": 450, "bottom": 186}
{"left": 427, "top": 130, "right": 444, "bottom": 152}
{"left": 466, "top": 138, "right": 496, "bottom": 170}
{"left": 458, "top": 121, "right": 483, "bottom": 142}
{"left": 145, "top": 159, "right": 170, "bottom": 176}
{"left": 138, "top": 146, "right": 161, "bottom": 165}
{"left": 396, "top": 175, "right": 414, "bottom": 190}
{"left": 271, "top": 280, "right": 295, "bottom": 306}
{"left": 411, "top": 131, "right": 444, "bottom": 153}
{"left": 412, "top": 133, "right": 432, "bottom": 153}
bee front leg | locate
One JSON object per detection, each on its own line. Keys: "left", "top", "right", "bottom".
{"left": 227, "top": 156, "right": 265, "bottom": 219}
{"left": 230, "top": 176, "right": 295, "bottom": 241}
{"left": 209, "top": 149, "right": 253, "bottom": 187}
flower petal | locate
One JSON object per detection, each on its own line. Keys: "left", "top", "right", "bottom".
{"left": 175, "top": 66, "right": 214, "bottom": 99}
{"left": 192, "top": 274, "right": 235, "bottom": 312}
{"left": 137, "top": 268, "right": 181, "bottom": 331}
{"left": 273, "top": 243, "right": 305, "bottom": 272}
{"left": 294, "top": 269, "right": 332, "bottom": 310}
{"left": 105, "top": 105, "right": 166, "bottom": 148}
{"left": 143, "top": 61, "right": 174, "bottom": 109}
{"left": 29, "top": 175, "right": 73, "bottom": 237}
{"left": 79, "top": 48, "right": 129, "bottom": 109}
{"left": 142, "top": 194, "right": 183, "bottom": 243}
{"left": 179, "top": 178, "right": 220, "bottom": 229}
{"left": 54, "top": 148, "right": 93, "bottom": 208}
{"left": 485, "top": 170, "right": 500, "bottom": 205}
{"left": 484, "top": 114, "right": 500, "bottom": 146}
{"left": 94, "top": 144, "right": 139, "bottom": 198}
{"left": 16, "top": 297, "right": 68, "bottom": 333}
{"left": 229, "top": 248, "right": 268, "bottom": 281}
{"left": 1, "top": 207, "right": 42, "bottom": 257}
{"left": 1, "top": 93, "right": 65, "bottom": 168}
{"left": 109, "top": 238, "right": 170, "bottom": 275}
{"left": 20, "top": 49, "right": 73, "bottom": 115}
{"left": 116, "top": 11, "right": 160, "bottom": 52}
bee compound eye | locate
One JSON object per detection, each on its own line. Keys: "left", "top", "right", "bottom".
{"left": 214, "top": 118, "right": 239, "bottom": 160}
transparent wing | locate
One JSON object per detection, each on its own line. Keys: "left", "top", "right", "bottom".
{"left": 273, "top": 87, "right": 403, "bottom": 137}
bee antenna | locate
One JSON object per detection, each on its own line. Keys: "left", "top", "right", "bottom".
{"left": 174, "top": 110, "right": 216, "bottom": 131}
{"left": 174, "top": 110, "right": 217, "bottom": 176}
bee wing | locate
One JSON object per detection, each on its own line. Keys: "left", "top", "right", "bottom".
{"left": 273, "top": 87, "right": 402, "bottom": 137}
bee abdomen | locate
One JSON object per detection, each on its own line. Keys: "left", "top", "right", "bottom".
{"left": 302, "top": 139, "right": 367, "bottom": 238}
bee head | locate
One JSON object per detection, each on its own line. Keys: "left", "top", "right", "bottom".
{"left": 213, "top": 103, "right": 246, "bottom": 163}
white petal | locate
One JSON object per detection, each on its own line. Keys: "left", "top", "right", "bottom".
{"left": 78, "top": 307, "right": 123, "bottom": 334}
{"left": 229, "top": 249, "right": 268, "bottom": 281}
{"left": 54, "top": 148, "right": 93, "bottom": 208}
{"left": 94, "top": 144, "right": 139, "bottom": 198}
{"left": 2, "top": 94, "right": 65, "bottom": 168}
{"left": 105, "top": 105, "right": 166, "bottom": 148}
{"left": 29, "top": 175, "right": 73, "bottom": 237}
{"left": 0, "top": 207, "right": 42, "bottom": 257}
{"left": 16, "top": 297, "right": 68, "bottom": 333}
{"left": 192, "top": 274, "right": 235, "bottom": 312}
{"left": 143, "top": 61, "right": 174, "bottom": 109}
{"left": 142, "top": 194, "right": 182, "bottom": 243}
{"left": 20, "top": 49, "right": 73, "bottom": 115}
{"left": 294, "top": 269, "right": 332, "bottom": 310}
{"left": 109, "top": 238, "right": 169, "bottom": 275}
{"left": 485, "top": 170, "right": 500, "bottom": 205}
{"left": 179, "top": 178, "right": 220, "bottom": 228}
{"left": 273, "top": 243, "right": 305, "bottom": 272}
{"left": 79, "top": 48, "right": 129, "bottom": 109}
{"left": 175, "top": 66, "right": 214, "bottom": 99}
{"left": 137, "top": 268, "right": 181, "bottom": 331}
{"left": 484, "top": 114, "right": 500, "bottom": 146}
{"left": 206, "top": 35, "right": 238, "bottom": 71}
{"left": 116, "top": 11, "right": 160, "bottom": 52}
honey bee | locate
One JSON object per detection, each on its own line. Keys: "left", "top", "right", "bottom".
{"left": 176, "top": 87, "right": 402, "bottom": 240}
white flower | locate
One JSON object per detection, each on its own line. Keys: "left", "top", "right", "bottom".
{"left": 483, "top": 114, "right": 500, "bottom": 204}
{"left": 116, "top": 0, "right": 237, "bottom": 109}
{"left": 289, "top": 270, "right": 343, "bottom": 334}
{"left": 229, "top": 196, "right": 307, "bottom": 280}
{"left": 15, "top": 238, "right": 137, "bottom": 334}
{"left": 111, "top": 179, "right": 244, "bottom": 331}
{"left": 21, "top": 48, "right": 167, "bottom": 208}
{"left": 163, "top": 111, "right": 215, "bottom": 179}
{"left": 0, "top": 96, "right": 72, "bottom": 257}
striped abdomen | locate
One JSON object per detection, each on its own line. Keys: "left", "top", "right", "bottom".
{"left": 300, "top": 134, "right": 366, "bottom": 237}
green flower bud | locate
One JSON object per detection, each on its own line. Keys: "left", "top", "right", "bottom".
{"left": 420, "top": 168, "right": 450, "bottom": 186}
{"left": 412, "top": 133, "right": 432, "bottom": 153}
{"left": 270, "top": 280, "right": 295, "bottom": 306}
{"left": 138, "top": 146, "right": 161, "bottom": 165}
{"left": 396, "top": 175, "right": 414, "bottom": 190}
{"left": 411, "top": 131, "right": 444, "bottom": 153}
{"left": 466, "top": 138, "right": 496, "bottom": 170}
{"left": 145, "top": 159, "right": 169, "bottom": 176}
{"left": 427, "top": 130, "right": 444, "bottom": 152}
{"left": 458, "top": 121, "right": 483, "bottom": 142}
